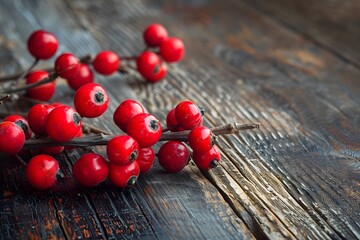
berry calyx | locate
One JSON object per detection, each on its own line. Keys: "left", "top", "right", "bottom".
{"left": 136, "top": 51, "right": 167, "bottom": 83}
{"left": 143, "top": 24, "right": 168, "bottom": 47}
{"left": 27, "top": 104, "right": 55, "bottom": 136}
{"left": 45, "top": 106, "right": 82, "bottom": 142}
{"left": 92, "top": 51, "right": 120, "bottom": 75}
{"left": 74, "top": 83, "right": 109, "bottom": 118}
{"left": 136, "top": 147, "right": 155, "bottom": 174}
{"left": 126, "top": 113, "right": 162, "bottom": 148}
{"left": 192, "top": 145, "right": 221, "bottom": 171}
{"left": 26, "top": 154, "right": 59, "bottom": 190}
{"left": 108, "top": 161, "right": 140, "bottom": 188}
{"left": 72, "top": 153, "right": 109, "bottom": 187}
{"left": 158, "top": 141, "right": 189, "bottom": 173}
{"left": 26, "top": 70, "right": 56, "bottom": 101}
{"left": 66, "top": 63, "right": 94, "bottom": 91}
{"left": 106, "top": 135, "right": 139, "bottom": 165}
{"left": 0, "top": 121, "right": 26, "bottom": 155}
{"left": 27, "top": 30, "right": 59, "bottom": 60}
{"left": 188, "top": 126, "right": 214, "bottom": 152}
{"left": 174, "top": 100, "right": 203, "bottom": 130}
{"left": 54, "top": 53, "right": 80, "bottom": 79}
{"left": 113, "top": 99, "right": 145, "bottom": 132}
{"left": 3, "top": 115, "right": 32, "bottom": 139}
{"left": 160, "top": 37, "right": 185, "bottom": 63}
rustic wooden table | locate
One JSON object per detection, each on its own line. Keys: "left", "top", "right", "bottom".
{"left": 0, "top": 0, "right": 359, "bottom": 239}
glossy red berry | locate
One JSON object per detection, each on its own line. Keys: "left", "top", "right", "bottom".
{"left": 26, "top": 154, "right": 59, "bottom": 190}
{"left": 137, "top": 147, "right": 155, "bottom": 174}
{"left": 158, "top": 141, "right": 189, "bottom": 173}
{"left": 188, "top": 126, "right": 214, "bottom": 152}
{"left": 136, "top": 51, "right": 167, "bottom": 83}
{"left": 143, "top": 24, "right": 168, "bottom": 47}
{"left": 74, "top": 83, "right": 109, "bottom": 118}
{"left": 27, "top": 30, "right": 58, "bottom": 60}
{"left": 66, "top": 63, "right": 94, "bottom": 91}
{"left": 126, "top": 113, "right": 162, "bottom": 148}
{"left": 107, "top": 135, "right": 139, "bottom": 165}
{"left": 160, "top": 37, "right": 185, "bottom": 63}
{"left": 0, "top": 121, "right": 25, "bottom": 155}
{"left": 27, "top": 104, "right": 55, "bottom": 136}
{"left": 192, "top": 145, "right": 221, "bottom": 171}
{"left": 3, "top": 115, "right": 32, "bottom": 139}
{"left": 113, "top": 99, "right": 145, "bottom": 132}
{"left": 55, "top": 53, "right": 80, "bottom": 79}
{"left": 45, "top": 106, "right": 82, "bottom": 142}
{"left": 174, "top": 100, "right": 203, "bottom": 130}
{"left": 72, "top": 153, "right": 109, "bottom": 187}
{"left": 108, "top": 161, "right": 140, "bottom": 188}
{"left": 26, "top": 70, "right": 56, "bottom": 101}
{"left": 166, "top": 108, "right": 178, "bottom": 131}
{"left": 92, "top": 51, "right": 120, "bottom": 75}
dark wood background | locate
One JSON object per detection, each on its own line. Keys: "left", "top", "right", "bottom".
{"left": 0, "top": 0, "right": 359, "bottom": 239}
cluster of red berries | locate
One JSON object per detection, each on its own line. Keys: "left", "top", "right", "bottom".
{"left": 20, "top": 24, "right": 184, "bottom": 101}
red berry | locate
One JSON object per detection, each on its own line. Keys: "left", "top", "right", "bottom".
{"left": 166, "top": 108, "right": 178, "bottom": 131}
{"left": 0, "top": 121, "right": 25, "bottom": 155}
{"left": 113, "top": 99, "right": 145, "bottom": 132}
{"left": 74, "top": 83, "right": 109, "bottom": 118}
{"left": 174, "top": 100, "right": 203, "bottom": 130}
{"left": 55, "top": 53, "right": 80, "bottom": 79}
{"left": 158, "top": 141, "right": 189, "bottom": 173}
{"left": 137, "top": 147, "right": 155, "bottom": 174}
{"left": 27, "top": 30, "right": 58, "bottom": 59}
{"left": 126, "top": 113, "right": 162, "bottom": 148}
{"left": 136, "top": 51, "right": 167, "bottom": 83}
{"left": 92, "top": 51, "right": 120, "bottom": 75}
{"left": 108, "top": 161, "right": 140, "bottom": 188}
{"left": 160, "top": 37, "right": 185, "bottom": 63}
{"left": 107, "top": 135, "right": 139, "bottom": 165}
{"left": 3, "top": 115, "right": 32, "bottom": 139}
{"left": 72, "top": 153, "right": 109, "bottom": 187}
{"left": 143, "top": 24, "right": 168, "bottom": 47}
{"left": 26, "top": 70, "right": 56, "bottom": 101}
{"left": 26, "top": 154, "right": 59, "bottom": 190}
{"left": 188, "top": 126, "right": 214, "bottom": 152}
{"left": 192, "top": 145, "right": 221, "bottom": 171}
{"left": 45, "top": 106, "right": 82, "bottom": 142}
{"left": 66, "top": 63, "right": 94, "bottom": 91}
{"left": 38, "top": 146, "right": 64, "bottom": 155}
{"left": 27, "top": 104, "right": 55, "bottom": 136}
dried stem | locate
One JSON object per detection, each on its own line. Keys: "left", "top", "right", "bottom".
{"left": 0, "top": 94, "right": 10, "bottom": 104}
{"left": 22, "top": 122, "right": 260, "bottom": 149}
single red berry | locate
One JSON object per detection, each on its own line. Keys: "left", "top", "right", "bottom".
{"left": 72, "top": 153, "right": 109, "bottom": 187}
{"left": 0, "top": 121, "right": 25, "bottom": 155}
{"left": 107, "top": 135, "right": 139, "bottom": 165}
{"left": 108, "top": 161, "right": 140, "bottom": 188}
{"left": 38, "top": 146, "right": 64, "bottom": 155}
{"left": 54, "top": 53, "right": 80, "bottom": 79}
{"left": 136, "top": 51, "right": 167, "bottom": 83}
{"left": 26, "top": 154, "right": 59, "bottom": 190}
{"left": 26, "top": 70, "right": 56, "bottom": 101}
{"left": 143, "top": 23, "right": 168, "bottom": 47}
{"left": 160, "top": 37, "right": 185, "bottom": 63}
{"left": 27, "top": 104, "right": 55, "bottom": 136}
{"left": 126, "top": 113, "right": 162, "bottom": 148}
{"left": 158, "top": 141, "right": 189, "bottom": 173}
{"left": 45, "top": 106, "right": 82, "bottom": 142}
{"left": 74, "top": 83, "right": 109, "bottom": 118}
{"left": 137, "top": 147, "right": 155, "bottom": 174}
{"left": 174, "top": 100, "right": 203, "bottom": 130}
{"left": 188, "top": 126, "right": 215, "bottom": 153}
{"left": 113, "top": 99, "right": 145, "bottom": 132}
{"left": 27, "top": 30, "right": 58, "bottom": 59}
{"left": 66, "top": 63, "right": 94, "bottom": 91}
{"left": 3, "top": 115, "right": 32, "bottom": 139}
{"left": 192, "top": 145, "right": 221, "bottom": 171}
{"left": 92, "top": 51, "right": 120, "bottom": 75}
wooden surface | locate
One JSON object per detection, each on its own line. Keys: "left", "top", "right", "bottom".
{"left": 0, "top": 0, "right": 359, "bottom": 239}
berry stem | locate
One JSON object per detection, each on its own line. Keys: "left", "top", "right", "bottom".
{"left": 0, "top": 94, "right": 10, "bottom": 104}
{"left": 21, "top": 122, "right": 260, "bottom": 149}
